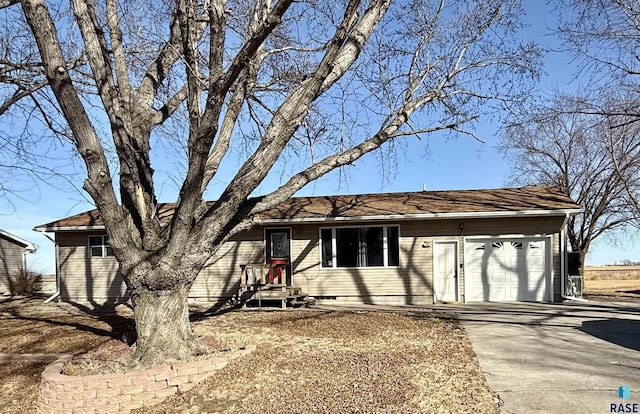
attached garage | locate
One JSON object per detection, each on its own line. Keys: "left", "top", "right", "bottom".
{"left": 464, "top": 237, "right": 551, "bottom": 302}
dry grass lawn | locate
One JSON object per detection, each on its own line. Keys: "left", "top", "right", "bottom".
{"left": 0, "top": 361, "right": 49, "bottom": 413}
{"left": 584, "top": 266, "right": 640, "bottom": 281}
{"left": 140, "top": 309, "right": 497, "bottom": 414}
{"left": 0, "top": 298, "right": 498, "bottom": 413}
{"left": 0, "top": 297, "right": 133, "bottom": 413}
{"left": 583, "top": 279, "right": 640, "bottom": 302}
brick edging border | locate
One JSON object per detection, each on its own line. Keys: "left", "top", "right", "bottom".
{"left": 37, "top": 344, "right": 256, "bottom": 414}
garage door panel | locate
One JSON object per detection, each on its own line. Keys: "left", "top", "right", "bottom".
{"left": 507, "top": 287, "right": 521, "bottom": 299}
{"left": 488, "top": 288, "right": 501, "bottom": 299}
{"left": 508, "top": 273, "right": 522, "bottom": 283}
{"left": 465, "top": 237, "right": 548, "bottom": 302}
{"left": 492, "top": 272, "right": 507, "bottom": 283}
{"left": 528, "top": 256, "right": 544, "bottom": 268}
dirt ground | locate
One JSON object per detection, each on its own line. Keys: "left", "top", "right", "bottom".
{"left": 0, "top": 298, "right": 497, "bottom": 414}
{"left": 583, "top": 279, "right": 640, "bottom": 302}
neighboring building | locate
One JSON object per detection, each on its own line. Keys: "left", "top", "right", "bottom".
{"left": 0, "top": 229, "right": 37, "bottom": 294}
{"left": 34, "top": 186, "right": 582, "bottom": 306}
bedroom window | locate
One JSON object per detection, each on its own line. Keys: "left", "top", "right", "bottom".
{"left": 320, "top": 225, "right": 400, "bottom": 268}
{"left": 89, "top": 235, "right": 113, "bottom": 258}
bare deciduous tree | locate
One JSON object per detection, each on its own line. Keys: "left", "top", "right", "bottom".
{"left": 1, "top": 0, "right": 538, "bottom": 366}
{"left": 556, "top": 0, "right": 640, "bottom": 121}
{"left": 501, "top": 96, "right": 640, "bottom": 272}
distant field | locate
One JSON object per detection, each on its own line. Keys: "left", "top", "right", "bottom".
{"left": 584, "top": 265, "right": 640, "bottom": 281}
{"left": 582, "top": 266, "right": 640, "bottom": 301}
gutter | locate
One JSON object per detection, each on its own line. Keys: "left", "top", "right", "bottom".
{"left": 38, "top": 230, "right": 60, "bottom": 304}
{"left": 33, "top": 225, "right": 105, "bottom": 232}
{"left": 258, "top": 208, "right": 585, "bottom": 224}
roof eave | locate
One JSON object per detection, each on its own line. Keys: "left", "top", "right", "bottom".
{"left": 0, "top": 229, "right": 37, "bottom": 251}
{"left": 33, "top": 225, "right": 106, "bottom": 232}
{"left": 259, "top": 208, "right": 584, "bottom": 224}
{"left": 33, "top": 208, "right": 583, "bottom": 231}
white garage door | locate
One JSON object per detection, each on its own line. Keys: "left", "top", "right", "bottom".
{"left": 465, "top": 238, "right": 549, "bottom": 302}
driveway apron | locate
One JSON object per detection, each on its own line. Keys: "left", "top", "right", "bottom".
{"left": 453, "top": 302, "right": 640, "bottom": 414}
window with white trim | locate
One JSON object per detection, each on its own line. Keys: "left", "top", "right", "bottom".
{"left": 320, "top": 226, "right": 400, "bottom": 268}
{"left": 89, "top": 235, "right": 113, "bottom": 258}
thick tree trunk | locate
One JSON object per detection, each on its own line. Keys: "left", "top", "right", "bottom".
{"left": 130, "top": 284, "right": 204, "bottom": 367}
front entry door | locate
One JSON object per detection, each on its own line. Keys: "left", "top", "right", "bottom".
{"left": 265, "top": 228, "right": 292, "bottom": 285}
{"left": 434, "top": 241, "right": 458, "bottom": 302}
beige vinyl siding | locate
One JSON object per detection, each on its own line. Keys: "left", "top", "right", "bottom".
{"left": 190, "top": 227, "right": 264, "bottom": 299}
{"left": 56, "top": 215, "right": 566, "bottom": 304}
{"left": 57, "top": 232, "right": 123, "bottom": 304}
{"left": 0, "top": 236, "right": 26, "bottom": 293}
{"left": 57, "top": 228, "right": 265, "bottom": 304}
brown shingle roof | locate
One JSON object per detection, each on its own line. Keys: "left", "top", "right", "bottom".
{"left": 34, "top": 186, "right": 581, "bottom": 230}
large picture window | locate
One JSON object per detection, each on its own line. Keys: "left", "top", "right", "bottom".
{"left": 320, "top": 225, "right": 400, "bottom": 268}
{"left": 89, "top": 235, "right": 113, "bottom": 258}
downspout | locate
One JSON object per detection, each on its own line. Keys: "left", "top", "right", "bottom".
{"left": 39, "top": 231, "right": 60, "bottom": 303}
{"left": 21, "top": 250, "right": 36, "bottom": 271}
{"left": 559, "top": 213, "right": 587, "bottom": 302}
{"left": 21, "top": 251, "right": 29, "bottom": 271}
{"left": 21, "top": 244, "right": 37, "bottom": 296}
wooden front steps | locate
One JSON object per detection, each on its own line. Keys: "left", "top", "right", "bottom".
{"left": 239, "top": 264, "right": 314, "bottom": 309}
{"left": 241, "top": 286, "right": 315, "bottom": 309}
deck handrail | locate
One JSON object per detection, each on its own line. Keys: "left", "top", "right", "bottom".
{"left": 240, "top": 263, "right": 288, "bottom": 286}
{"left": 239, "top": 263, "right": 289, "bottom": 308}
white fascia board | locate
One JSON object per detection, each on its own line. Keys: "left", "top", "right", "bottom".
{"left": 0, "top": 229, "right": 37, "bottom": 251}
{"left": 32, "top": 225, "right": 106, "bottom": 232}
{"left": 258, "top": 208, "right": 583, "bottom": 224}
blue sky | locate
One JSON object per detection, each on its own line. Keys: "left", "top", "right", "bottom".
{"left": 2, "top": 0, "right": 639, "bottom": 274}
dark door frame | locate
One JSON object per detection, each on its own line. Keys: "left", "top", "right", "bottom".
{"left": 264, "top": 227, "right": 292, "bottom": 286}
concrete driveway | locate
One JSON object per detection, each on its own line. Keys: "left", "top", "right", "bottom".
{"left": 448, "top": 301, "right": 640, "bottom": 413}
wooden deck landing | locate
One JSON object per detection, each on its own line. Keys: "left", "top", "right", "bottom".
{"left": 239, "top": 264, "right": 314, "bottom": 309}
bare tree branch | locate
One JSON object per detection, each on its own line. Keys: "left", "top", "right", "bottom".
{"left": 20, "top": 0, "right": 138, "bottom": 264}
{"left": 0, "top": 81, "right": 46, "bottom": 116}
{"left": 0, "top": 0, "right": 19, "bottom": 9}
{"left": 501, "top": 94, "right": 640, "bottom": 268}
{"left": 106, "top": 0, "right": 132, "bottom": 101}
